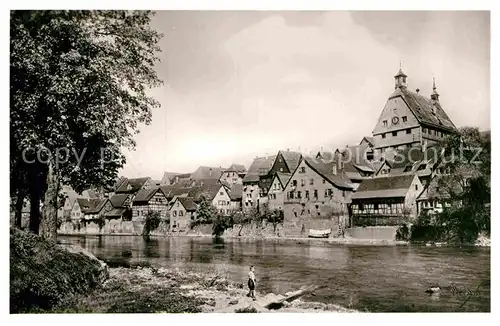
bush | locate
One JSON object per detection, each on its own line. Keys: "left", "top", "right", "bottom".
{"left": 10, "top": 228, "right": 106, "bottom": 313}
{"left": 395, "top": 223, "right": 410, "bottom": 241}
{"left": 212, "top": 214, "right": 233, "bottom": 237}
{"left": 142, "top": 211, "right": 161, "bottom": 236}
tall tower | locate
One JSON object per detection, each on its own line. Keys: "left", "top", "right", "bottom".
{"left": 394, "top": 63, "right": 407, "bottom": 89}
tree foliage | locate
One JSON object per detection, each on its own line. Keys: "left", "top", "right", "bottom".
{"left": 10, "top": 10, "right": 163, "bottom": 237}
{"left": 142, "top": 211, "right": 161, "bottom": 236}
{"left": 406, "top": 127, "right": 490, "bottom": 243}
{"left": 195, "top": 195, "right": 218, "bottom": 224}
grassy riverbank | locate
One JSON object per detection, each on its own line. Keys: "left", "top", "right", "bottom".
{"left": 49, "top": 264, "right": 357, "bottom": 313}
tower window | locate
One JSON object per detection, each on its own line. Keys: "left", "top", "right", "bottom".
{"left": 402, "top": 116, "right": 407, "bottom": 122}
{"left": 392, "top": 131, "right": 397, "bottom": 137}
{"left": 406, "top": 129, "right": 411, "bottom": 134}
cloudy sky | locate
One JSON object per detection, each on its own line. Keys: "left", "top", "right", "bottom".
{"left": 120, "top": 11, "right": 490, "bottom": 179}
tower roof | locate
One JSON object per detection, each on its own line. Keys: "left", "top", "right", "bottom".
{"left": 394, "top": 67, "right": 407, "bottom": 78}
{"left": 431, "top": 77, "right": 439, "bottom": 97}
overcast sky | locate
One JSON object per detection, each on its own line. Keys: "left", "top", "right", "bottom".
{"left": 120, "top": 11, "right": 490, "bottom": 180}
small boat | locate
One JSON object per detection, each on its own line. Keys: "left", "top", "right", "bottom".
{"left": 425, "top": 286, "right": 441, "bottom": 294}
{"left": 308, "top": 229, "right": 331, "bottom": 238}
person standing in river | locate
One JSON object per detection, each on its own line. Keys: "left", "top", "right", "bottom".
{"left": 247, "top": 265, "right": 256, "bottom": 300}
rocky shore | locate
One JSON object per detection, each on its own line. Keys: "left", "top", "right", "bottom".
{"left": 51, "top": 264, "right": 357, "bottom": 313}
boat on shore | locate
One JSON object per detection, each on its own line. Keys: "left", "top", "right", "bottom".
{"left": 308, "top": 229, "right": 331, "bottom": 238}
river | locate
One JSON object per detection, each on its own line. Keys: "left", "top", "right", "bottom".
{"left": 59, "top": 235, "right": 490, "bottom": 312}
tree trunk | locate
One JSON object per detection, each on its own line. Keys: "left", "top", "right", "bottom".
{"left": 14, "top": 191, "right": 26, "bottom": 228}
{"left": 29, "top": 189, "right": 41, "bottom": 234}
{"left": 40, "top": 161, "right": 58, "bottom": 240}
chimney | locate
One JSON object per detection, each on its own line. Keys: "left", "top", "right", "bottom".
{"left": 416, "top": 88, "right": 420, "bottom": 94}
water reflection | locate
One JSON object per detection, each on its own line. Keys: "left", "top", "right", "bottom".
{"left": 58, "top": 235, "right": 490, "bottom": 312}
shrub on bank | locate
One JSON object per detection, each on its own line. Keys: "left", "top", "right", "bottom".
{"left": 10, "top": 228, "right": 106, "bottom": 313}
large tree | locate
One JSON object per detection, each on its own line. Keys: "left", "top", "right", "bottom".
{"left": 10, "top": 10, "right": 163, "bottom": 238}
{"left": 427, "top": 127, "right": 491, "bottom": 242}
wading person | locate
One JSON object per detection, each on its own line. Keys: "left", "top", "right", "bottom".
{"left": 247, "top": 265, "right": 256, "bottom": 300}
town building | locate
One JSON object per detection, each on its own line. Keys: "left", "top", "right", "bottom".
{"left": 242, "top": 155, "right": 276, "bottom": 212}
{"left": 243, "top": 150, "right": 302, "bottom": 213}
{"left": 131, "top": 187, "right": 169, "bottom": 220}
{"left": 267, "top": 172, "right": 291, "bottom": 211}
{"left": 282, "top": 156, "right": 354, "bottom": 236}
{"left": 82, "top": 198, "right": 113, "bottom": 222}
{"left": 371, "top": 67, "right": 457, "bottom": 158}
{"left": 350, "top": 174, "right": 423, "bottom": 226}
{"left": 105, "top": 193, "right": 133, "bottom": 220}
{"left": 219, "top": 164, "right": 247, "bottom": 186}
{"left": 169, "top": 197, "right": 197, "bottom": 232}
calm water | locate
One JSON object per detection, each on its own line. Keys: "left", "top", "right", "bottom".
{"left": 59, "top": 235, "right": 490, "bottom": 312}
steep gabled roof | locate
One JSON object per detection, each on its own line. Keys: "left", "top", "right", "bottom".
{"left": 160, "top": 172, "right": 181, "bottom": 185}
{"left": 109, "top": 194, "right": 130, "bottom": 208}
{"left": 280, "top": 150, "right": 302, "bottom": 173}
{"left": 352, "top": 175, "right": 416, "bottom": 199}
{"left": 116, "top": 177, "right": 151, "bottom": 193}
{"left": 243, "top": 155, "right": 277, "bottom": 183}
{"left": 104, "top": 207, "right": 128, "bottom": 217}
{"left": 84, "top": 198, "right": 109, "bottom": 214}
{"left": 190, "top": 166, "right": 226, "bottom": 180}
{"left": 302, "top": 157, "right": 353, "bottom": 190}
{"left": 76, "top": 198, "right": 91, "bottom": 212}
{"left": 226, "top": 164, "right": 247, "bottom": 173}
{"left": 360, "top": 136, "right": 374, "bottom": 147}
{"left": 391, "top": 87, "right": 457, "bottom": 132}
{"left": 177, "top": 197, "right": 197, "bottom": 212}
{"left": 132, "top": 187, "right": 162, "bottom": 203}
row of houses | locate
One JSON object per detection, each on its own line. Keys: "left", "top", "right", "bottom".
{"left": 62, "top": 165, "right": 246, "bottom": 232}
{"left": 60, "top": 67, "right": 479, "bottom": 233}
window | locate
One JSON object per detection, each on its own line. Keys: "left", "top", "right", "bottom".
{"left": 297, "top": 191, "right": 302, "bottom": 199}
{"left": 374, "top": 204, "right": 379, "bottom": 210}
{"left": 366, "top": 152, "right": 374, "bottom": 160}
{"left": 173, "top": 211, "right": 177, "bottom": 217}
{"left": 292, "top": 180, "right": 297, "bottom": 187}
{"left": 279, "top": 168, "right": 283, "bottom": 172}
{"left": 422, "top": 127, "right": 427, "bottom": 134}
{"left": 382, "top": 133, "right": 386, "bottom": 139}
{"left": 383, "top": 120, "right": 388, "bottom": 127}
{"left": 392, "top": 131, "right": 397, "bottom": 137}
{"left": 289, "top": 192, "right": 294, "bottom": 199}
{"left": 179, "top": 211, "right": 184, "bottom": 217}
{"left": 313, "top": 190, "right": 318, "bottom": 198}
{"left": 305, "top": 190, "right": 309, "bottom": 199}
{"left": 328, "top": 189, "right": 333, "bottom": 197}
{"left": 301, "top": 179, "right": 305, "bottom": 186}
{"left": 299, "top": 167, "right": 306, "bottom": 173}
{"left": 415, "top": 184, "right": 418, "bottom": 190}
{"left": 322, "top": 179, "right": 326, "bottom": 184}
{"left": 402, "top": 116, "right": 407, "bottom": 122}
{"left": 342, "top": 190, "right": 345, "bottom": 197}
{"left": 309, "top": 178, "right": 314, "bottom": 185}
{"left": 220, "top": 191, "right": 223, "bottom": 195}
{"left": 406, "top": 129, "right": 411, "bottom": 134}
{"left": 324, "top": 189, "right": 328, "bottom": 198}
